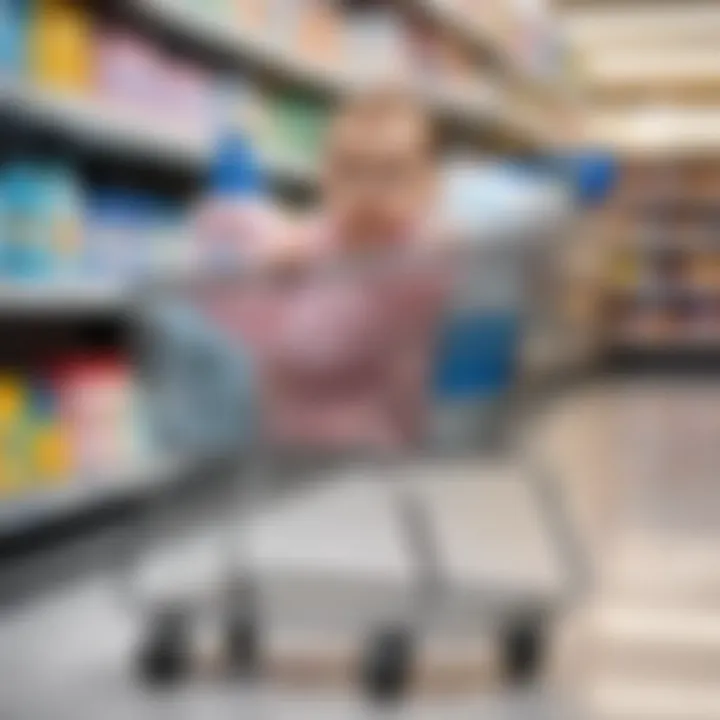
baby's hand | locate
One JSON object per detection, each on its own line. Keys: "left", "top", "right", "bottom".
{"left": 255, "top": 215, "right": 319, "bottom": 280}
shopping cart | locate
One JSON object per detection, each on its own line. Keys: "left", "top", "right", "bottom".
{"left": 126, "top": 228, "right": 586, "bottom": 702}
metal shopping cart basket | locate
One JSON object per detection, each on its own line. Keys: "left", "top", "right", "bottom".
{"left": 125, "top": 228, "right": 586, "bottom": 701}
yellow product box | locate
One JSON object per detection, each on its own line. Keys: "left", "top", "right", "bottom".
{"left": 29, "top": 0, "right": 93, "bottom": 93}
{"left": 32, "top": 420, "right": 72, "bottom": 487}
{"left": 0, "top": 374, "right": 29, "bottom": 497}
{"left": 0, "top": 452, "right": 26, "bottom": 498}
{"left": 0, "top": 375, "right": 24, "bottom": 431}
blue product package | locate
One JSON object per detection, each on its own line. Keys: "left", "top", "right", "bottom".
{"left": 431, "top": 309, "right": 521, "bottom": 449}
{"left": 434, "top": 311, "right": 521, "bottom": 399}
{"left": 85, "top": 188, "right": 144, "bottom": 282}
{"left": 0, "top": 0, "right": 28, "bottom": 77}
{"left": 0, "top": 160, "right": 53, "bottom": 281}
{"left": 42, "top": 160, "right": 85, "bottom": 279}
{"left": 144, "top": 302, "right": 258, "bottom": 457}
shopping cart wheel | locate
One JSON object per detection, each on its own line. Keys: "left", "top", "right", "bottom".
{"left": 223, "top": 575, "right": 261, "bottom": 676}
{"left": 137, "top": 607, "right": 191, "bottom": 685}
{"left": 501, "top": 614, "right": 546, "bottom": 685}
{"left": 361, "top": 625, "right": 415, "bottom": 702}
{"left": 225, "top": 612, "right": 261, "bottom": 676}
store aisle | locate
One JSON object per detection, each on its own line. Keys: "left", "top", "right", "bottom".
{"left": 535, "top": 381, "right": 720, "bottom": 719}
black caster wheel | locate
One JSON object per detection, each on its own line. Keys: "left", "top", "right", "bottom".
{"left": 225, "top": 612, "right": 261, "bottom": 677}
{"left": 361, "top": 626, "right": 415, "bottom": 703}
{"left": 224, "top": 575, "right": 262, "bottom": 677}
{"left": 501, "top": 615, "right": 546, "bottom": 685}
{"left": 137, "top": 608, "right": 191, "bottom": 686}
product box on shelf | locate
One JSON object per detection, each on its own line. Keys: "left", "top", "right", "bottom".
{"left": 53, "top": 354, "right": 142, "bottom": 479}
{"left": 27, "top": 378, "right": 73, "bottom": 485}
{"left": 163, "top": 55, "right": 214, "bottom": 139}
{"left": 94, "top": 28, "right": 161, "bottom": 119}
{"left": 0, "top": 157, "right": 55, "bottom": 281}
{"left": 41, "top": 159, "right": 85, "bottom": 279}
{"left": 0, "top": 355, "right": 151, "bottom": 502}
{"left": 267, "top": 92, "right": 328, "bottom": 166}
{"left": 29, "top": 0, "right": 93, "bottom": 94}
{"left": 84, "top": 185, "right": 183, "bottom": 282}
{"left": 0, "top": 371, "right": 75, "bottom": 498}
{"left": 0, "top": 373, "right": 30, "bottom": 497}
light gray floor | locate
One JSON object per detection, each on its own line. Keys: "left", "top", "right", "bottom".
{"left": 0, "top": 573, "right": 568, "bottom": 720}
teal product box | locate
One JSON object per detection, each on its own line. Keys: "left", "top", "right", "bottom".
{"left": 0, "top": 160, "right": 54, "bottom": 281}
{"left": 0, "top": 0, "right": 28, "bottom": 77}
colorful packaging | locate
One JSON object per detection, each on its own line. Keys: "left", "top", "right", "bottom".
{"left": 84, "top": 187, "right": 144, "bottom": 281}
{"left": 54, "top": 355, "right": 137, "bottom": 477}
{"left": 194, "top": 130, "right": 274, "bottom": 269}
{"left": 0, "top": 158, "right": 54, "bottom": 281}
{"left": 268, "top": 92, "right": 328, "bottom": 165}
{"left": 28, "top": 380, "right": 72, "bottom": 485}
{"left": 0, "top": 373, "right": 29, "bottom": 496}
{"left": 42, "top": 160, "right": 85, "bottom": 279}
{"left": 164, "top": 57, "right": 212, "bottom": 138}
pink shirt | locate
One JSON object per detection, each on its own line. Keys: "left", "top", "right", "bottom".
{"left": 199, "top": 215, "right": 448, "bottom": 451}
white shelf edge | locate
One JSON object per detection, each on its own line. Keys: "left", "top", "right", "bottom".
{"left": 0, "top": 459, "right": 181, "bottom": 536}
{"left": 0, "top": 283, "right": 129, "bottom": 313}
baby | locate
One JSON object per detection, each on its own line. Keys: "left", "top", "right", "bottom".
{"left": 204, "top": 88, "right": 448, "bottom": 450}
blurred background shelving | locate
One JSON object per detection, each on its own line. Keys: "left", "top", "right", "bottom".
{"left": 0, "top": 0, "right": 573, "bottom": 537}
{"left": 602, "top": 160, "right": 720, "bottom": 364}
{"left": 3, "top": 3, "right": 720, "bottom": 719}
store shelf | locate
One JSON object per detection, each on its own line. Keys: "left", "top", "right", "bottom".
{"left": 607, "top": 339, "right": 720, "bottom": 374}
{"left": 0, "top": 283, "right": 131, "bottom": 315}
{"left": 133, "top": 0, "right": 349, "bottom": 95}
{"left": 0, "top": 459, "right": 180, "bottom": 538}
{"left": 0, "top": 80, "right": 321, "bottom": 187}
{"left": 0, "top": 80, "right": 208, "bottom": 167}
{"left": 131, "top": 0, "right": 554, "bottom": 149}
{"left": 0, "top": 17, "right": 555, "bottom": 159}
{"left": 611, "top": 284, "right": 720, "bottom": 301}
{"left": 415, "top": 0, "right": 571, "bottom": 108}
{"left": 416, "top": 1, "right": 521, "bottom": 80}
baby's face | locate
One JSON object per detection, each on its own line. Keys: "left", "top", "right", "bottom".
{"left": 322, "top": 109, "right": 436, "bottom": 249}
